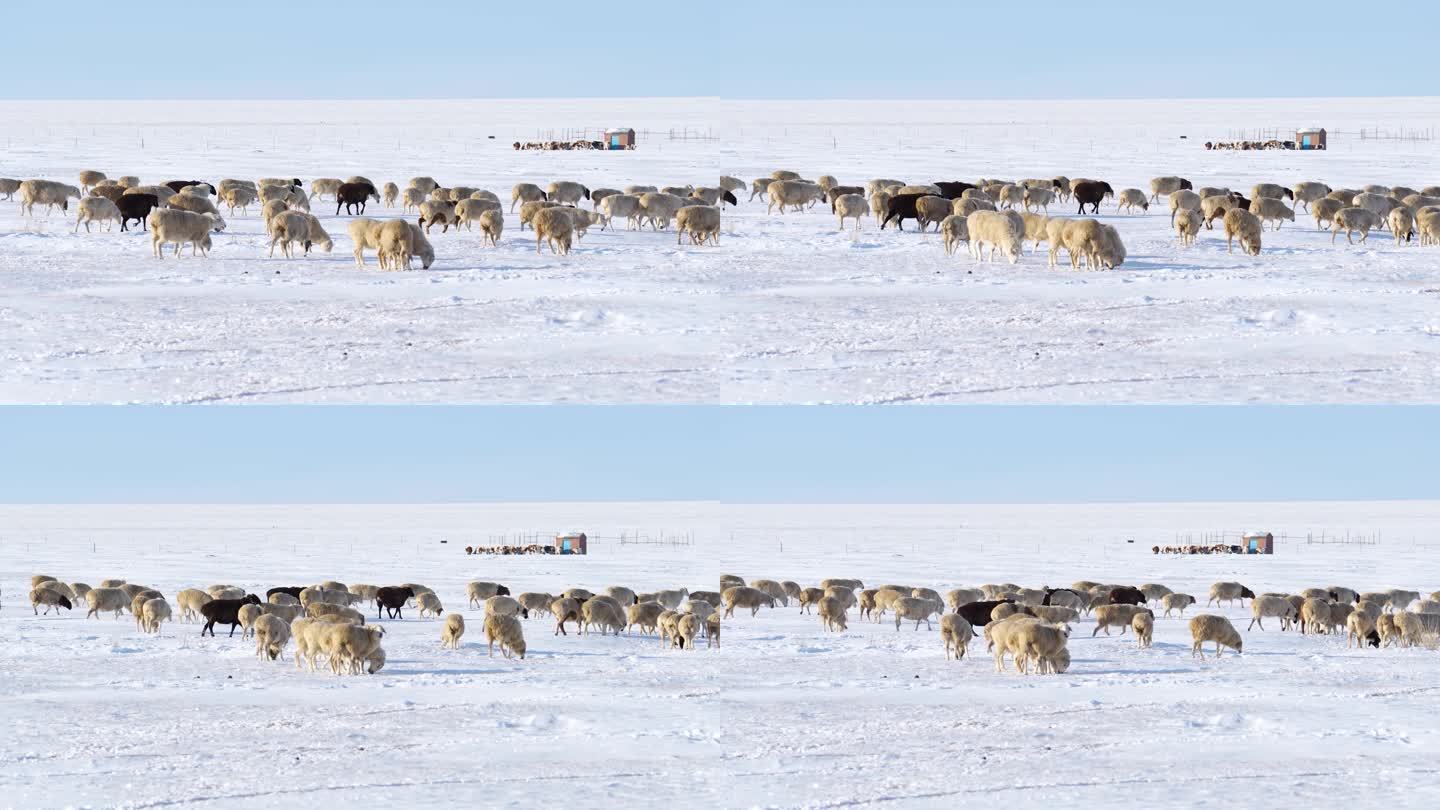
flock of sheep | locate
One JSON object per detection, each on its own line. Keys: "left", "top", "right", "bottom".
{"left": 717, "top": 575, "right": 1440, "bottom": 674}
{"left": 739, "top": 170, "right": 1440, "bottom": 266}
{"left": 7, "top": 167, "right": 1436, "bottom": 273}
{"left": 17, "top": 575, "right": 720, "bottom": 675}
{"left": 0, "top": 170, "right": 737, "bottom": 266}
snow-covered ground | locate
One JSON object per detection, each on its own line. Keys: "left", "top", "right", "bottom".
{"left": 4, "top": 500, "right": 1440, "bottom": 806}
{"left": 3, "top": 97, "right": 1439, "bottom": 403}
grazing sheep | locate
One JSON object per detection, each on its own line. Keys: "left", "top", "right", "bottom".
{"left": 1394, "top": 612, "right": 1440, "bottom": 647}
{"left": 1116, "top": 188, "right": 1149, "bottom": 214}
{"left": 334, "top": 182, "right": 379, "bottom": 215}
{"left": 765, "top": 180, "right": 824, "bottom": 215}
{"left": 1060, "top": 218, "right": 1125, "bottom": 269}
{"left": 29, "top": 587, "right": 73, "bottom": 615}
{"left": 441, "top": 613, "right": 465, "bottom": 649}
{"left": 817, "top": 595, "right": 848, "bottom": 632}
{"left": 0, "top": 178, "right": 21, "bottom": 200}
{"left": 1208, "top": 582, "right": 1254, "bottom": 607}
{"left": 85, "top": 587, "right": 129, "bottom": 619}
{"left": 1030, "top": 605, "right": 1078, "bottom": 625}
{"left": 140, "top": 598, "right": 172, "bottom": 634}
{"left": 580, "top": 598, "right": 626, "bottom": 636}
{"left": 530, "top": 207, "right": 575, "bottom": 255}
{"left": 1388, "top": 207, "right": 1415, "bottom": 244}
{"left": 1167, "top": 189, "right": 1201, "bottom": 226}
{"left": 73, "top": 196, "right": 122, "bottom": 233}
{"left": 380, "top": 182, "right": 399, "bottom": 207}
{"left": 796, "top": 587, "right": 826, "bottom": 614}
{"left": 268, "top": 211, "right": 332, "bottom": 258}
{"left": 254, "top": 614, "right": 291, "bottom": 661}
{"left": 1173, "top": 208, "right": 1201, "bottom": 246}
{"left": 1308, "top": 196, "right": 1344, "bottom": 231}
{"left": 510, "top": 183, "right": 547, "bottom": 211}
{"left": 939, "top": 614, "right": 973, "bottom": 659}
{"left": 967, "top": 210, "right": 1022, "bottom": 264}
{"left": 676, "top": 204, "right": 722, "bottom": 245}
{"left": 1248, "top": 594, "right": 1298, "bottom": 631}
{"left": 377, "top": 219, "right": 416, "bottom": 270}
{"left": 415, "top": 592, "right": 444, "bottom": 618}
{"left": 1190, "top": 614, "right": 1243, "bottom": 658}
{"left": 550, "top": 596, "right": 582, "bottom": 636}
{"left": 1332, "top": 207, "right": 1380, "bottom": 244}
{"left": 1351, "top": 192, "right": 1396, "bottom": 222}
{"left": 418, "top": 200, "right": 457, "bottom": 234}
{"left": 1346, "top": 610, "right": 1377, "bottom": 648}
{"left": 627, "top": 601, "right": 666, "bottom": 635}
{"left": 1223, "top": 208, "right": 1262, "bottom": 255}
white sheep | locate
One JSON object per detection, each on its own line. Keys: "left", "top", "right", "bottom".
{"left": 1247, "top": 594, "right": 1297, "bottom": 631}
{"left": 834, "top": 193, "right": 868, "bottom": 230}
{"left": 484, "top": 595, "right": 522, "bottom": 618}
{"left": 1149, "top": 176, "right": 1188, "bottom": 202}
{"left": 417, "top": 592, "right": 444, "bottom": 618}
{"left": 441, "top": 613, "right": 466, "bottom": 649}
{"left": 149, "top": 209, "right": 224, "bottom": 258}
{"left": 817, "top": 595, "right": 848, "bottom": 632}
{"left": 1190, "top": 614, "right": 1243, "bottom": 658}
{"left": 268, "top": 211, "right": 332, "bottom": 258}
{"left": 74, "top": 196, "right": 122, "bottom": 233}
{"left": 510, "top": 182, "right": 547, "bottom": 211}
{"left": 1292, "top": 182, "right": 1330, "bottom": 211}
{"left": 1116, "top": 188, "right": 1149, "bottom": 214}
{"left": 176, "top": 588, "right": 213, "bottom": 622}
{"left": 1023, "top": 186, "right": 1053, "bottom": 213}
{"left": 1168, "top": 189, "right": 1201, "bottom": 226}
{"left": 765, "top": 180, "right": 823, "bottom": 214}
{"left": 1332, "top": 207, "right": 1380, "bottom": 244}
{"left": 968, "top": 210, "right": 1022, "bottom": 264}
{"left": 0, "top": 178, "right": 22, "bottom": 200}
{"left": 140, "top": 598, "right": 172, "bottom": 634}
{"left": 18, "top": 180, "right": 81, "bottom": 216}
{"left": 254, "top": 613, "right": 291, "bottom": 661}
{"left": 467, "top": 581, "right": 507, "bottom": 607}
{"left": 1224, "top": 208, "right": 1262, "bottom": 255}
{"left": 722, "top": 586, "right": 774, "bottom": 617}
{"left": 677, "top": 205, "right": 721, "bottom": 245}
{"left": 1174, "top": 208, "right": 1201, "bottom": 246}
{"left": 1161, "top": 593, "right": 1196, "bottom": 617}
{"left": 1249, "top": 197, "right": 1295, "bottom": 230}
{"left": 533, "top": 207, "right": 575, "bottom": 255}
{"left": 1388, "top": 207, "right": 1415, "bottom": 244}
{"left": 940, "top": 614, "right": 974, "bottom": 659}
{"left": 85, "top": 587, "right": 129, "bottom": 619}
{"left": 893, "top": 596, "right": 941, "bottom": 631}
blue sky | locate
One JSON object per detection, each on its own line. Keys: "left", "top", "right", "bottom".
{"left": 0, "top": 1, "right": 1421, "bottom": 99}
{"left": 0, "top": 406, "right": 1434, "bottom": 503}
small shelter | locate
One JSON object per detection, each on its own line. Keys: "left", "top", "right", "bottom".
{"left": 605, "top": 128, "right": 635, "bottom": 150}
{"left": 555, "top": 532, "right": 588, "bottom": 555}
{"left": 1296, "top": 127, "right": 1327, "bottom": 150}
{"left": 1243, "top": 532, "right": 1275, "bottom": 554}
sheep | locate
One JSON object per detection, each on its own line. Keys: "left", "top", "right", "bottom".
{"left": 1413, "top": 600, "right": 1440, "bottom": 614}
{"left": 676, "top": 204, "right": 722, "bottom": 245}
{"left": 1118, "top": 610, "right": 1151, "bottom": 649}
{"left": 0, "top": 178, "right": 21, "bottom": 200}
{"left": 76, "top": 170, "right": 107, "bottom": 192}
{"left": 414, "top": 591, "right": 444, "bottom": 618}
{"left": 1040, "top": 588, "right": 1083, "bottom": 611}
{"left": 623, "top": 601, "right": 663, "bottom": 635}
{"left": 140, "top": 598, "right": 172, "bottom": 634}
{"left": 654, "top": 588, "right": 689, "bottom": 610}
{"left": 720, "top": 175, "right": 746, "bottom": 195}
{"left": 85, "top": 587, "right": 130, "bottom": 619}
{"left": 551, "top": 596, "right": 582, "bottom": 635}
{"left": 1394, "top": 612, "right": 1440, "bottom": 647}
{"left": 893, "top": 596, "right": 941, "bottom": 630}
{"left": 1346, "top": 610, "right": 1377, "bottom": 648}
{"left": 377, "top": 219, "right": 416, "bottom": 270}
{"left": 1030, "top": 605, "right": 1078, "bottom": 625}
{"left": 1359, "top": 592, "right": 1393, "bottom": 611}
{"left": 830, "top": 192, "right": 870, "bottom": 231}
{"left": 68, "top": 582, "right": 92, "bottom": 605}
{"left": 1150, "top": 176, "right": 1191, "bottom": 202}
{"left": 334, "top": 182, "right": 379, "bottom": 215}
{"left": 1376, "top": 613, "right": 1400, "bottom": 647}
{"left": 1351, "top": 192, "right": 1396, "bottom": 222}
{"left": 148, "top": 209, "right": 224, "bottom": 258}
{"left": 764, "top": 180, "right": 823, "bottom": 215}
{"left": 516, "top": 592, "right": 553, "bottom": 619}
{"left": 29, "top": 587, "right": 73, "bottom": 615}
{"left": 528, "top": 206, "right": 575, "bottom": 255}
{"left": 1247, "top": 594, "right": 1297, "bottom": 631}
{"left": 466, "top": 581, "right": 510, "bottom": 607}
{"left": 483, "top": 596, "right": 521, "bottom": 620}
{"left": 1023, "top": 186, "right": 1054, "bottom": 213}
{"left": 816, "top": 595, "right": 848, "bottom": 631}
{"left": 316, "top": 622, "right": 386, "bottom": 674}
{"left": 966, "top": 210, "right": 1022, "bottom": 264}
{"left": 1388, "top": 207, "right": 1415, "bottom": 244}
{"left": 564, "top": 588, "right": 596, "bottom": 602}
{"left": 217, "top": 185, "right": 258, "bottom": 215}
{"left": 1332, "top": 207, "right": 1380, "bottom": 244}
{"left": 1196, "top": 194, "right": 1236, "bottom": 230}
{"left": 596, "top": 193, "right": 642, "bottom": 231}
{"left": 1167, "top": 189, "right": 1201, "bottom": 226}
{"left": 722, "top": 586, "right": 774, "bottom": 617}
{"left": 1167, "top": 207, "right": 1201, "bottom": 246}
{"left": 1116, "top": 188, "right": 1149, "bottom": 214}
{"left": 1220, "top": 208, "right": 1262, "bottom": 255}
{"left": 938, "top": 614, "right": 974, "bottom": 660}
{"left": 990, "top": 602, "right": 1033, "bottom": 622}
{"left": 1329, "top": 586, "right": 1359, "bottom": 604}
{"left": 261, "top": 602, "right": 302, "bottom": 624}
{"left": 114, "top": 176, "right": 140, "bottom": 189}
{"left": 1292, "top": 182, "right": 1330, "bottom": 211}
{"left": 1388, "top": 589, "right": 1421, "bottom": 611}
{"left": 375, "top": 586, "right": 415, "bottom": 619}
{"left": 546, "top": 180, "right": 590, "bottom": 206}
{"left": 267, "top": 211, "right": 332, "bottom": 258}
{"left": 253, "top": 614, "right": 291, "bottom": 661}
{"left": 18, "top": 179, "right": 81, "bottom": 216}
{"left": 438, "top": 613, "right": 466, "bottom": 649}
{"left": 1091, "top": 604, "right": 1149, "bottom": 636}
{"left": 71, "top": 196, "right": 123, "bottom": 234}
{"left": 200, "top": 594, "right": 262, "bottom": 637}
{"left": 1249, "top": 197, "right": 1295, "bottom": 230}
{"left": 1156, "top": 592, "right": 1194, "bottom": 618}
{"left": 510, "top": 183, "right": 547, "bottom": 211}
{"left": 418, "top": 200, "right": 458, "bottom": 234}
{"left": 453, "top": 198, "right": 499, "bottom": 231}
{"left": 128, "top": 590, "right": 163, "bottom": 622}
{"left": 1189, "top": 614, "right": 1242, "bottom": 658}
{"left": 306, "top": 603, "right": 366, "bottom": 624}
{"left": 1072, "top": 180, "right": 1113, "bottom": 214}
{"left": 1060, "top": 218, "right": 1125, "bottom": 270}
{"left": 581, "top": 598, "right": 626, "bottom": 636}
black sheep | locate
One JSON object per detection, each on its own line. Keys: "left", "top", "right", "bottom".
{"left": 165, "top": 180, "right": 215, "bottom": 195}
{"left": 1108, "top": 586, "right": 1147, "bottom": 606}
{"left": 880, "top": 193, "right": 931, "bottom": 231}
{"left": 266, "top": 586, "right": 304, "bottom": 600}
{"left": 720, "top": 189, "right": 738, "bottom": 207}
{"left": 376, "top": 586, "right": 415, "bottom": 619}
{"left": 335, "top": 182, "right": 379, "bottom": 216}
{"left": 496, "top": 585, "right": 511, "bottom": 596}
{"left": 955, "top": 598, "right": 1014, "bottom": 627}
{"left": 200, "top": 594, "right": 262, "bottom": 637}
{"left": 117, "top": 193, "right": 160, "bottom": 231}
{"left": 1042, "top": 588, "right": 1083, "bottom": 606}
{"left": 1072, "top": 180, "right": 1114, "bottom": 214}
{"left": 933, "top": 181, "right": 977, "bottom": 200}
{"left": 1240, "top": 586, "right": 1256, "bottom": 600}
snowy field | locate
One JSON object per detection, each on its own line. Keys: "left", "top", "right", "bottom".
{"left": 5, "top": 500, "right": 1440, "bottom": 806}
{"left": 3, "top": 97, "right": 1439, "bottom": 403}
